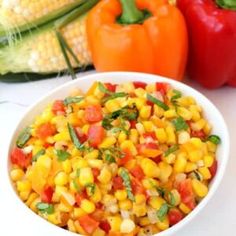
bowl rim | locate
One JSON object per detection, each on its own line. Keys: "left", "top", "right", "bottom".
{"left": 5, "top": 71, "right": 230, "bottom": 236}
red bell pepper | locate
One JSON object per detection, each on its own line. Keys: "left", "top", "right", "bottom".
{"left": 177, "top": 0, "right": 236, "bottom": 88}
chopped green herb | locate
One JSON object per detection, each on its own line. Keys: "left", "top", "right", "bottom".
{"left": 67, "top": 123, "right": 84, "bottom": 150}
{"left": 147, "top": 94, "right": 169, "bottom": 111}
{"left": 16, "top": 126, "right": 31, "bottom": 148}
{"left": 105, "top": 153, "right": 116, "bottom": 163}
{"left": 164, "top": 145, "right": 179, "bottom": 157}
{"left": 98, "top": 82, "right": 112, "bottom": 95}
{"left": 64, "top": 96, "right": 84, "bottom": 106}
{"left": 36, "top": 203, "right": 54, "bottom": 214}
{"left": 156, "top": 187, "right": 166, "bottom": 198}
{"left": 157, "top": 203, "right": 169, "bottom": 222}
{"left": 73, "top": 179, "right": 81, "bottom": 192}
{"left": 32, "top": 149, "right": 45, "bottom": 162}
{"left": 207, "top": 135, "right": 221, "bottom": 145}
{"left": 102, "top": 92, "right": 128, "bottom": 103}
{"left": 172, "top": 117, "right": 189, "bottom": 131}
{"left": 120, "top": 168, "right": 135, "bottom": 201}
{"left": 56, "top": 149, "right": 70, "bottom": 162}
{"left": 85, "top": 183, "right": 96, "bottom": 196}
{"left": 171, "top": 90, "right": 182, "bottom": 102}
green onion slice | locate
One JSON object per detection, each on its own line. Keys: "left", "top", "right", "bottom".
{"left": 147, "top": 93, "right": 169, "bottom": 111}
{"left": 16, "top": 126, "right": 31, "bottom": 148}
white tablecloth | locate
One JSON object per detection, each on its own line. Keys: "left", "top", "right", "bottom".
{"left": 0, "top": 72, "right": 236, "bottom": 236}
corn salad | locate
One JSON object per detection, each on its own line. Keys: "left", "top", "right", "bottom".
{"left": 10, "top": 80, "right": 221, "bottom": 236}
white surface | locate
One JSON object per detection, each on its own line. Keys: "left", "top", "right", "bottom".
{"left": 0, "top": 71, "right": 236, "bottom": 236}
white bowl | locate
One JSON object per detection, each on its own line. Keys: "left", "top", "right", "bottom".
{"left": 5, "top": 72, "right": 230, "bottom": 236}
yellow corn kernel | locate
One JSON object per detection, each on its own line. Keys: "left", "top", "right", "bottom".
{"left": 80, "top": 199, "right": 96, "bottom": 214}
{"left": 30, "top": 197, "right": 41, "bottom": 212}
{"left": 79, "top": 167, "right": 94, "bottom": 186}
{"left": 84, "top": 150, "right": 99, "bottom": 159}
{"left": 142, "top": 121, "right": 154, "bottom": 132}
{"left": 166, "top": 126, "right": 176, "bottom": 144}
{"left": 119, "top": 199, "right": 133, "bottom": 210}
{"left": 192, "top": 179, "right": 208, "bottom": 197}
{"left": 58, "top": 202, "right": 72, "bottom": 212}
{"left": 148, "top": 196, "right": 165, "bottom": 210}
{"left": 140, "top": 106, "right": 151, "bottom": 119}
{"left": 135, "top": 97, "right": 146, "bottom": 110}
{"left": 54, "top": 172, "right": 68, "bottom": 186}
{"left": 72, "top": 159, "right": 88, "bottom": 170}
{"left": 155, "top": 128, "right": 167, "bottom": 143}
{"left": 81, "top": 124, "right": 90, "bottom": 135}
{"left": 135, "top": 87, "right": 146, "bottom": 97}
{"left": 86, "top": 95, "right": 100, "bottom": 105}
{"left": 191, "top": 119, "right": 206, "bottom": 131}
{"left": 118, "top": 131, "right": 127, "bottom": 144}
{"left": 139, "top": 217, "right": 151, "bottom": 226}
{"left": 133, "top": 203, "right": 147, "bottom": 216}
{"left": 177, "top": 107, "right": 192, "bottom": 120}
{"left": 165, "top": 153, "right": 176, "bottom": 164}
{"left": 164, "top": 109, "right": 177, "bottom": 119}
{"left": 73, "top": 208, "right": 86, "bottom": 218}
{"left": 67, "top": 219, "right": 76, "bottom": 233}
{"left": 142, "top": 178, "right": 156, "bottom": 189}
{"left": 189, "top": 150, "right": 203, "bottom": 162}
{"left": 203, "top": 155, "right": 214, "bottom": 168}
{"left": 67, "top": 113, "right": 80, "bottom": 126}
{"left": 99, "top": 136, "right": 116, "bottom": 149}
{"left": 185, "top": 162, "right": 197, "bottom": 173}
{"left": 203, "top": 122, "right": 212, "bottom": 135}
{"left": 92, "top": 228, "right": 106, "bottom": 236}
{"left": 108, "top": 216, "right": 122, "bottom": 232}
{"left": 62, "top": 160, "right": 72, "bottom": 174}
{"left": 17, "top": 180, "right": 31, "bottom": 192}
{"left": 97, "top": 166, "right": 112, "bottom": 184}
{"left": 10, "top": 168, "right": 25, "bottom": 181}
{"left": 146, "top": 84, "right": 155, "bottom": 93}
{"left": 90, "top": 187, "right": 102, "bottom": 203}
{"left": 156, "top": 216, "right": 169, "bottom": 230}
{"left": 129, "top": 129, "right": 139, "bottom": 144}
{"left": 179, "top": 203, "right": 191, "bottom": 214}
{"left": 71, "top": 147, "right": 82, "bottom": 157}
{"left": 135, "top": 194, "right": 146, "bottom": 204}
{"left": 174, "top": 153, "right": 187, "bottom": 173}
{"left": 178, "top": 96, "right": 196, "bottom": 107}
{"left": 47, "top": 212, "right": 61, "bottom": 225}
{"left": 198, "top": 167, "right": 211, "bottom": 180}
{"left": 54, "top": 130, "right": 70, "bottom": 142}
{"left": 159, "top": 162, "right": 173, "bottom": 182}
{"left": 123, "top": 82, "right": 135, "bottom": 93}
{"left": 178, "top": 131, "right": 190, "bottom": 144}
{"left": 136, "top": 122, "right": 145, "bottom": 135}
{"left": 120, "top": 140, "right": 137, "bottom": 155}
{"left": 115, "top": 190, "right": 127, "bottom": 201}
{"left": 26, "top": 193, "right": 38, "bottom": 207}
{"left": 120, "top": 218, "right": 136, "bottom": 234}
{"left": 87, "top": 159, "right": 103, "bottom": 169}
{"left": 141, "top": 158, "right": 160, "bottom": 178}
{"left": 206, "top": 141, "right": 217, "bottom": 152}
{"left": 105, "top": 100, "right": 120, "bottom": 112}
{"left": 19, "top": 191, "right": 31, "bottom": 201}
{"left": 154, "top": 105, "right": 165, "bottom": 117}
{"left": 190, "top": 138, "right": 203, "bottom": 148}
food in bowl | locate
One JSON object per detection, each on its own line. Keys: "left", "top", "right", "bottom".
{"left": 9, "top": 80, "right": 221, "bottom": 236}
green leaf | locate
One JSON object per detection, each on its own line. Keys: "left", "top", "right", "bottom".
{"left": 207, "top": 135, "right": 221, "bottom": 145}
{"left": 157, "top": 203, "right": 169, "bottom": 222}
{"left": 216, "top": 0, "right": 236, "bottom": 10}
{"left": 172, "top": 117, "right": 188, "bottom": 131}
{"left": 147, "top": 94, "right": 169, "bottom": 111}
{"left": 164, "top": 145, "right": 179, "bottom": 157}
{"left": 85, "top": 183, "right": 96, "bottom": 196}
{"left": 64, "top": 96, "right": 84, "bottom": 106}
{"left": 16, "top": 127, "right": 31, "bottom": 148}
{"left": 56, "top": 149, "right": 70, "bottom": 162}
{"left": 120, "top": 168, "right": 135, "bottom": 201}
{"left": 36, "top": 203, "right": 54, "bottom": 214}
{"left": 32, "top": 149, "right": 45, "bottom": 162}
{"left": 67, "top": 123, "right": 84, "bottom": 150}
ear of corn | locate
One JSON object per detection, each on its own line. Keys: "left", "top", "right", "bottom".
{"left": 0, "top": 0, "right": 87, "bottom": 37}
{"left": 0, "top": 0, "right": 98, "bottom": 81}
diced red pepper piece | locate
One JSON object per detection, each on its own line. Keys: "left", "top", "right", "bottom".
{"left": 88, "top": 125, "right": 105, "bottom": 148}
{"left": 168, "top": 208, "right": 184, "bottom": 226}
{"left": 156, "top": 82, "right": 169, "bottom": 95}
{"left": 75, "top": 128, "right": 88, "bottom": 144}
{"left": 191, "top": 129, "right": 206, "bottom": 139}
{"left": 78, "top": 215, "right": 99, "bottom": 234}
{"left": 36, "top": 123, "right": 56, "bottom": 140}
{"left": 85, "top": 105, "right": 103, "bottom": 123}
{"left": 92, "top": 168, "right": 100, "bottom": 181}
{"left": 143, "top": 132, "right": 156, "bottom": 140}
{"left": 51, "top": 100, "right": 65, "bottom": 115}
{"left": 130, "top": 165, "right": 145, "bottom": 180}
{"left": 177, "top": 179, "right": 196, "bottom": 210}
{"left": 117, "top": 149, "right": 133, "bottom": 165}
{"left": 104, "top": 83, "right": 117, "bottom": 93}
{"left": 99, "top": 220, "right": 111, "bottom": 233}
{"left": 133, "top": 81, "right": 147, "bottom": 89}
{"left": 41, "top": 186, "right": 54, "bottom": 203}
{"left": 131, "top": 178, "right": 146, "bottom": 195}
{"left": 75, "top": 191, "right": 87, "bottom": 206}
{"left": 10, "top": 147, "right": 32, "bottom": 168}
{"left": 112, "top": 176, "right": 124, "bottom": 191}
{"left": 209, "top": 159, "right": 217, "bottom": 179}
{"left": 129, "top": 120, "right": 137, "bottom": 129}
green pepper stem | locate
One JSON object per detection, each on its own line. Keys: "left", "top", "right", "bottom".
{"left": 118, "top": 0, "right": 145, "bottom": 24}
{"left": 216, "top": 0, "right": 236, "bottom": 10}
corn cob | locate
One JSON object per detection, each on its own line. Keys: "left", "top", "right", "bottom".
{"left": 0, "top": 0, "right": 88, "bottom": 37}
{"left": 0, "top": 0, "right": 98, "bottom": 81}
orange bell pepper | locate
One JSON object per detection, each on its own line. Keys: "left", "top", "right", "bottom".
{"left": 87, "top": 0, "right": 188, "bottom": 80}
